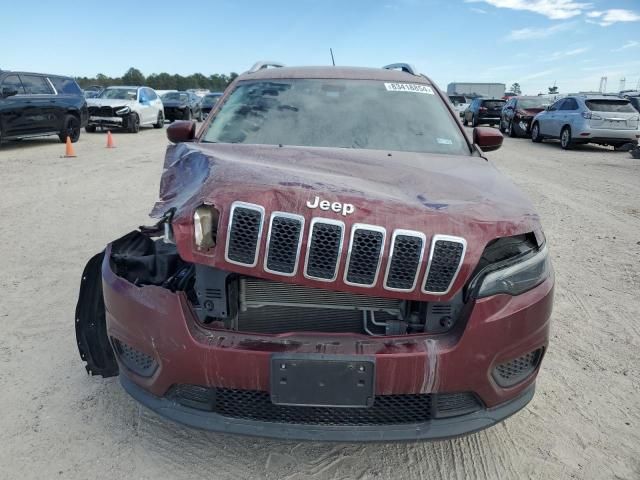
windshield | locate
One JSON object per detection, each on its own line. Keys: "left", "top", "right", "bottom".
{"left": 202, "top": 94, "right": 222, "bottom": 106}
{"left": 448, "top": 95, "right": 467, "bottom": 105}
{"left": 517, "top": 98, "right": 547, "bottom": 109}
{"left": 203, "top": 79, "right": 469, "bottom": 155}
{"left": 163, "top": 92, "right": 189, "bottom": 102}
{"left": 99, "top": 88, "right": 137, "bottom": 100}
{"left": 585, "top": 99, "right": 636, "bottom": 113}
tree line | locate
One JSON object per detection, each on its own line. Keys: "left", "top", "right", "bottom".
{"left": 75, "top": 67, "right": 239, "bottom": 92}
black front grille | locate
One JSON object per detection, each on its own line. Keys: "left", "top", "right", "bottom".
{"left": 345, "top": 229, "right": 384, "bottom": 286}
{"left": 305, "top": 222, "right": 343, "bottom": 280}
{"left": 226, "top": 205, "right": 263, "bottom": 265}
{"left": 171, "top": 386, "right": 483, "bottom": 426}
{"left": 112, "top": 339, "right": 157, "bottom": 377}
{"left": 424, "top": 238, "right": 465, "bottom": 293}
{"left": 266, "top": 215, "right": 303, "bottom": 274}
{"left": 493, "top": 348, "right": 543, "bottom": 387}
{"left": 386, "top": 234, "right": 424, "bottom": 290}
{"left": 89, "top": 106, "right": 116, "bottom": 117}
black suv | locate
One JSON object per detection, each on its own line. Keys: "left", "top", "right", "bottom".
{"left": 0, "top": 70, "right": 88, "bottom": 144}
{"left": 463, "top": 98, "right": 506, "bottom": 127}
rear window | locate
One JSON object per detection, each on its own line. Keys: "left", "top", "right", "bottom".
{"left": 203, "top": 79, "right": 470, "bottom": 156}
{"left": 481, "top": 100, "right": 506, "bottom": 108}
{"left": 585, "top": 100, "right": 636, "bottom": 113}
{"left": 49, "top": 76, "right": 82, "bottom": 95}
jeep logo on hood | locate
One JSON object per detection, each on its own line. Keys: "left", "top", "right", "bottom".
{"left": 306, "top": 196, "right": 355, "bottom": 216}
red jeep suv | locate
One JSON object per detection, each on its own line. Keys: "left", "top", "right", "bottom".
{"left": 76, "top": 62, "right": 554, "bottom": 441}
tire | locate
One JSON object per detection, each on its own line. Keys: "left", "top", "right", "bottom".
{"left": 183, "top": 108, "right": 192, "bottom": 121}
{"left": 508, "top": 120, "right": 518, "bottom": 138}
{"left": 531, "top": 122, "right": 542, "bottom": 143}
{"left": 472, "top": 115, "right": 479, "bottom": 127}
{"left": 499, "top": 118, "right": 506, "bottom": 133}
{"left": 154, "top": 111, "right": 164, "bottom": 129}
{"left": 560, "top": 126, "right": 573, "bottom": 150}
{"left": 58, "top": 114, "right": 81, "bottom": 143}
{"left": 463, "top": 115, "right": 468, "bottom": 127}
{"left": 127, "top": 113, "right": 140, "bottom": 133}
{"left": 85, "top": 125, "right": 97, "bottom": 133}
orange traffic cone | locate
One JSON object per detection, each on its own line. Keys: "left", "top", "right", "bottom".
{"left": 63, "top": 136, "right": 76, "bottom": 157}
{"left": 106, "top": 130, "right": 115, "bottom": 148}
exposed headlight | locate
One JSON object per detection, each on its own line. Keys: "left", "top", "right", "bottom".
{"left": 115, "top": 106, "right": 130, "bottom": 115}
{"left": 193, "top": 205, "right": 220, "bottom": 249}
{"left": 477, "top": 245, "right": 551, "bottom": 298}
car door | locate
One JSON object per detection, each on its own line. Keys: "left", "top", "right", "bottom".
{"left": 557, "top": 98, "right": 580, "bottom": 133}
{"left": 0, "top": 74, "right": 27, "bottom": 137}
{"left": 539, "top": 99, "right": 562, "bottom": 136}
{"left": 147, "top": 88, "right": 163, "bottom": 122}
{"left": 15, "top": 74, "right": 58, "bottom": 134}
{"left": 136, "top": 88, "right": 151, "bottom": 124}
{"left": 503, "top": 98, "right": 515, "bottom": 126}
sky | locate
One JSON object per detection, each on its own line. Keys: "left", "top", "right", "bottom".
{"left": 1, "top": 0, "right": 639, "bottom": 94}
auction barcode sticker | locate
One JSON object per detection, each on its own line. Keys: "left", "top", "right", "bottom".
{"left": 384, "top": 83, "right": 434, "bottom": 94}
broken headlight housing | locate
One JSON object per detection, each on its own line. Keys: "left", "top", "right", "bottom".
{"left": 476, "top": 245, "right": 551, "bottom": 298}
{"left": 193, "top": 205, "right": 220, "bottom": 250}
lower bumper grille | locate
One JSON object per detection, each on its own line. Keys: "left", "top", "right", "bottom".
{"left": 171, "top": 385, "right": 483, "bottom": 425}
{"left": 493, "top": 348, "right": 543, "bottom": 387}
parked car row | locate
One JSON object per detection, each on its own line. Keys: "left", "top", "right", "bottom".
{"left": 455, "top": 92, "right": 640, "bottom": 151}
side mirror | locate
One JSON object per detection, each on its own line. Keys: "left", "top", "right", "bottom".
{"left": 1, "top": 87, "right": 18, "bottom": 98}
{"left": 167, "top": 120, "right": 196, "bottom": 143}
{"left": 473, "top": 127, "right": 503, "bottom": 152}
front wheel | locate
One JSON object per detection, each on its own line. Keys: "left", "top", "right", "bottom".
{"left": 560, "top": 126, "right": 573, "bottom": 150}
{"left": 154, "top": 111, "right": 164, "bottom": 129}
{"left": 183, "top": 109, "right": 192, "bottom": 121}
{"left": 531, "top": 123, "right": 542, "bottom": 143}
{"left": 127, "top": 113, "right": 140, "bottom": 133}
{"left": 58, "top": 114, "right": 81, "bottom": 143}
{"left": 508, "top": 120, "right": 518, "bottom": 138}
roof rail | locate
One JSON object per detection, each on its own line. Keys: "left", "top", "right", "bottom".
{"left": 382, "top": 63, "right": 417, "bottom": 76}
{"left": 247, "top": 61, "right": 285, "bottom": 74}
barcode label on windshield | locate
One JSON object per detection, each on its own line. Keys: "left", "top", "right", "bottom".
{"left": 384, "top": 83, "right": 434, "bottom": 94}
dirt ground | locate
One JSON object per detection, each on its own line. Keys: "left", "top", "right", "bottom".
{"left": 0, "top": 125, "right": 638, "bottom": 480}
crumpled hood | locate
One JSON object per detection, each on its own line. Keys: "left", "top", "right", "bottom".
{"left": 87, "top": 98, "right": 137, "bottom": 109}
{"left": 151, "top": 142, "right": 540, "bottom": 300}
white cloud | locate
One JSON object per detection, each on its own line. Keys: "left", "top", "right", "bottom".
{"left": 465, "top": 0, "right": 592, "bottom": 20}
{"left": 520, "top": 69, "right": 556, "bottom": 81}
{"left": 470, "top": 7, "right": 488, "bottom": 13}
{"left": 506, "top": 22, "right": 573, "bottom": 40}
{"left": 586, "top": 9, "right": 640, "bottom": 26}
{"left": 612, "top": 40, "right": 640, "bottom": 52}
{"left": 545, "top": 47, "right": 590, "bottom": 60}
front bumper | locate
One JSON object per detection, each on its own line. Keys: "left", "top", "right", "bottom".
{"left": 122, "top": 375, "right": 535, "bottom": 441}
{"left": 103, "top": 246, "right": 553, "bottom": 439}
{"left": 88, "top": 116, "right": 124, "bottom": 127}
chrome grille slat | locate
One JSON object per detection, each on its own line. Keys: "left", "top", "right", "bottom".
{"left": 384, "top": 230, "right": 426, "bottom": 292}
{"left": 344, "top": 224, "right": 385, "bottom": 287}
{"left": 304, "top": 219, "right": 344, "bottom": 281}
{"left": 422, "top": 235, "right": 466, "bottom": 295}
{"left": 225, "top": 202, "right": 265, "bottom": 267}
